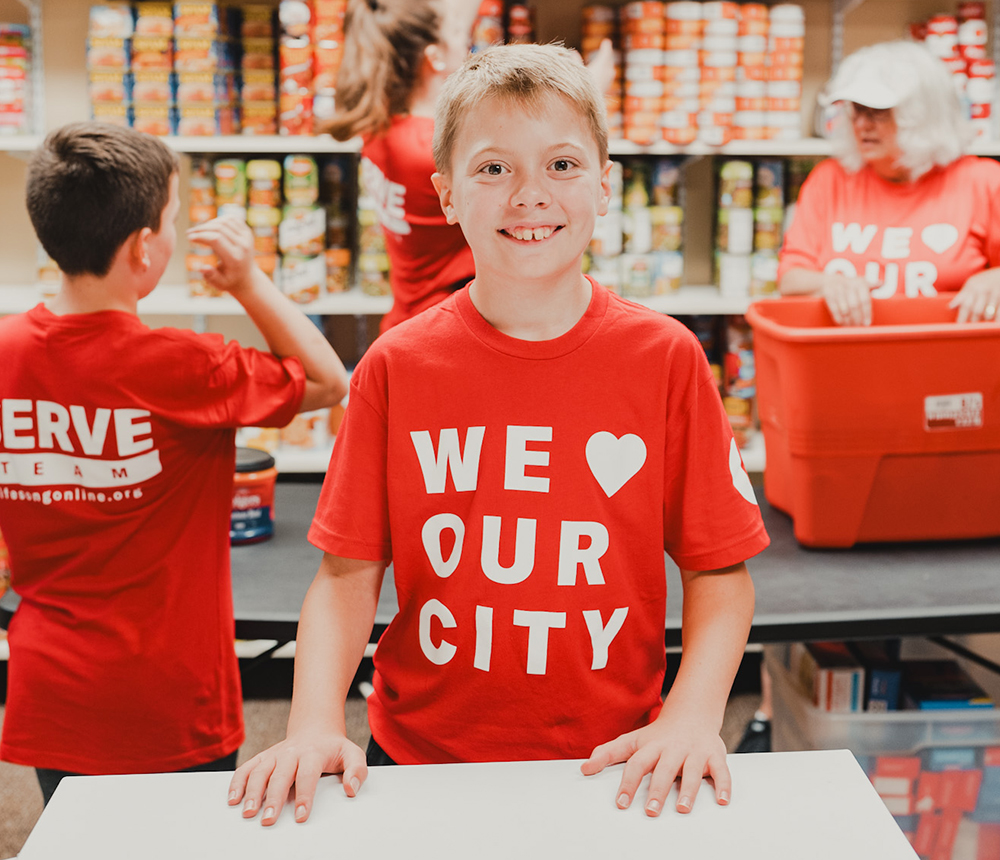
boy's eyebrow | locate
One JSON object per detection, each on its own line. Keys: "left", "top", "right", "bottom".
{"left": 465, "top": 140, "right": 592, "bottom": 160}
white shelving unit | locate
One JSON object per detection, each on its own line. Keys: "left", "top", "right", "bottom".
{"left": 0, "top": 282, "right": 767, "bottom": 317}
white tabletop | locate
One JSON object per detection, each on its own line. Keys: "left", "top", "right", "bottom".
{"left": 18, "top": 750, "right": 916, "bottom": 860}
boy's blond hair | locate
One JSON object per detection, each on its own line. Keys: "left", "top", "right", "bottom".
{"left": 433, "top": 42, "right": 609, "bottom": 174}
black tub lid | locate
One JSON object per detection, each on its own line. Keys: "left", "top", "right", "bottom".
{"left": 236, "top": 446, "right": 276, "bottom": 473}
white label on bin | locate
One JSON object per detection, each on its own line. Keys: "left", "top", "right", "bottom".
{"left": 924, "top": 393, "right": 983, "bottom": 430}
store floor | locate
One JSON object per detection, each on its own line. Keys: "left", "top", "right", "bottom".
{"left": 0, "top": 690, "right": 759, "bottom": 858}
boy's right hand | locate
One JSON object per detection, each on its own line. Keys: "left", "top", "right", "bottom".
{"left": 228, "top": 732, "right": 368, "bottom": 826}
{"left": 187, "top": 216, "right": 259, "bottom": 297}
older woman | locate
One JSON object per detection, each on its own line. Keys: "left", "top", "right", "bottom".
{"left": 778, "top": 40, "right": 1000, "bottom": 325}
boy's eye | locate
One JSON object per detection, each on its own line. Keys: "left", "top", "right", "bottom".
{"left": 483, "top": 163, "right": 505, "bottom": 176}
{"left": 552, "top": 159, "right": 574, "bottom": 171}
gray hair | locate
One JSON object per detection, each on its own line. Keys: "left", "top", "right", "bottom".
{"left": 827, "top": 41, "right": 973, "bottom": 180}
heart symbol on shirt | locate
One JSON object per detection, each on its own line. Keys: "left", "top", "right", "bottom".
{"left": 729, "top": 438, "right": 758, "bottom": 505}
{"left": 921, "top": 223, "right": 959, "bottom": 255}
{"left": 586, "top": 432, "right": 647, "bottom": 498}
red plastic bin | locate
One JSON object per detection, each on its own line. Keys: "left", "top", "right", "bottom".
{"left": 746, "top": 296, "right": 1000, "bottom": 548}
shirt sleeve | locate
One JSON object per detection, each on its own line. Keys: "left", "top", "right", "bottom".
{"left": 308, "top": 354, "right": 392, "bottom": 561}
{"left": 979, "top": 158, "right": 1000, "bottom": 268}
{"left": 777, "top": 159, "right": 836, "bottom": 282}
{"left": 134, "top": 328, "right": 306, "bottom": 430}
{"left": 661, "top": 336, "right": 770, "bottom": 572}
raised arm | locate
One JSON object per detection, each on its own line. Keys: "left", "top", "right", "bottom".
{"left": 228, "top": 553, "right": 387, "bottom": 825}
{"left": 188, "top": 216, "right": 349, "bottom": 411}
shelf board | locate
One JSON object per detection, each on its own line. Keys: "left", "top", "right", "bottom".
{"left": 165, "top": 134, "right": 361, "bottom": 154}
{"left": 631, "top": 286, "right": 761, "bottom": 316}
{"left": 0, "top": 284, "right": 393, "bottom": 315}
{"left": 2, "top": 133, "right": 999, "bottom": 159}
{"left": 607, "top": 138, "right": 834, "bottom": 158}
{"left": 1, "top": 283, "right": 764, "bottom": 317}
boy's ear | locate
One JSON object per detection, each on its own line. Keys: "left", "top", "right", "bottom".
{"left": 424, "top": 43, "right": 447, "bottom": 73}
{"left": 598, "top": 159, "right": 613, "bottom": 218}
{"left": 128, "top": 227, "right": 154, "bottom": 270}
{"left": 431, "top": 172, "right": 459, "bottom": 225}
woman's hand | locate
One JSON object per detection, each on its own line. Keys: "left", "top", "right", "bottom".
{"left": 580, "top": 709, "right": 730, "bottom": 817}
{"left": 821, "top": 273, "right": 874, "bottom": 326}
{"left": 951, "top": 269, "right": 1000, "bottom": 323}
{"left": 228, "top": 732, "right": 368, "bottom": 826}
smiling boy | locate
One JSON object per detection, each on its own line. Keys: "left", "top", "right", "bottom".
{"left": 230, "top": 43, "right": 768, "bottom": 825}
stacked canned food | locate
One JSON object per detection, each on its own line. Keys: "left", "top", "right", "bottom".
{"left": 186, "top": 154, "right": 353, "bottom": 302}
{"left": 0, "top": 24, "right": 32, "bottom": 135}
{"left": 278, "top": 0, "right": 347, "bottom": 135}
{"left": 590, "top": 2, "right": 804, "bottom": 146}
{"left": 912, "top": 2, "right": 995, "bottom": 140}
{"left": 587, "top": 157, "right": 684, "bottom": 298}
{"left": 581, "top": 4, "right": 623, "bottom": 138}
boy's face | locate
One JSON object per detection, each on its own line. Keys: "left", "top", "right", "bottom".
{"left": 433, "top": 92, "right": 611, "bottom": 288}
{"left": 142, "top": 172, "right": 180, "bottom": 293}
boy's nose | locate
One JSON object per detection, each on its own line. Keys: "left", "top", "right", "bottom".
{"left": 510, "top": 174, "right": 550, "bottom": 208}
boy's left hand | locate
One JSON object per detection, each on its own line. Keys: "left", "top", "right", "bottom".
{"left": 187, "top": 215, "right": 259, "bottom": 296}
{"left": 580, "top": 709, "right": 730, "bottom": 817}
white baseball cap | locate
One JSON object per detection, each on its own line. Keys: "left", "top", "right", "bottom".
{"left": 821, "top": 54, "right": 916, "bottom": 109}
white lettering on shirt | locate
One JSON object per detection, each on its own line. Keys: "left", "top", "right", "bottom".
{"left": 421, "top": 513, "right": 465, "bottom": 578}
{"left": 481, "top": 516, "right": 536, "bottom": 585}
{"left": 410, "top": 427, "right": 485, "bottom": 494}
{"left": 513, "top": 609, "right": 567, "bottom": 675}
{"left": 880, "top": 227, "right": 912, "bottom": 260}
{"left": 582, "top": 608, "right": 629, "bottom": 670}
{"left": 831, "top": 222, "right": 878, "bottom": 254}
{"left": 419, "top": 599, "right": 457, "bottom": 666}
{"left": 360, "top": 156, "right": 411, "bottom": 235}
{"left": 504, "top": 425, "right": 552, "bottom": 493}
{"left": 557, "top": 521, "right": 609, "bottom": 586}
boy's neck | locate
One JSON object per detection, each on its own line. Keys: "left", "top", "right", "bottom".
{"left": 47, "top": 272, "right": 139, "bottom": 316}
{"left": 469, "top": 271, "right": 593, "bottom": 341}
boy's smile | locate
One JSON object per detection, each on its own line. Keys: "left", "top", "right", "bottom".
{"left": 433, "top": 92, "right": 611, "bottom": 293}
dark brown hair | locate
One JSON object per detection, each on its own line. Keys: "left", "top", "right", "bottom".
{"left": 26, "top": 122, "right": 179, "bottom": 277}
{"left": 322, "top": 0, "right": 441, "bottom": 140}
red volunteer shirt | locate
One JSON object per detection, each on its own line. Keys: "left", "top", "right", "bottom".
{"left": 0, "top": 305, "right": 304, "bottom": 773}
{"left": 309, "top": 281, "right": 769, "bottom": 764}
{"left": 362, "top": 115, "right": 475, "bottom": 332}
{"left": 779, "top": 155, "right": 1000, "bottom": 295}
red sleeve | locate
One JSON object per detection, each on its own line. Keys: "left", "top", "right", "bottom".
{"left": 662, "top": 337, "right": 770, "bottom": 571}
{"left": 308, "top": 353, "right": 392, "bottom": 561}
{"left": 777, "top": 159, "right": 837, "bottom": 282}
{"left": 979, "top": 157, "right": 1000, "bottom": 268}
{"left": 129, "top": 328, "right": 306, "bottom": 429}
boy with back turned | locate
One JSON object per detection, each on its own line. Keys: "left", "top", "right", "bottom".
{"left": 0, "top": 122, "right": 347, "bottom": 803}
{"left": 231, "top": 43, "right": 768, "bottom": 824}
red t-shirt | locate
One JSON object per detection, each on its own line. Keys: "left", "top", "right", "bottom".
{"left": 778, "top": 155, "right": 1000, "bottom": 295}
{"left": 362, "top": 115, "right": 475, "bottom": 333}
{"left": 0, "top": 305, "right": 305, "bottom": 773}
{"left": 309, "top": 281, "right": 769, "bottom": 764}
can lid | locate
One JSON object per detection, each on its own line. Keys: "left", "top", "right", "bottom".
{"left": 236, "top": 446, "right": 276, "bottom": 472}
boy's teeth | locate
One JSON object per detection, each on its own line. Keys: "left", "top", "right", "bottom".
{"left": 510, "top": 227, "right": 553, "bottom": 241}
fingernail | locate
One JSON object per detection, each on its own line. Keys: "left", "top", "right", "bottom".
{"left": 228, "top": 790, "right": 237, "bottom": 802}
{"left": 719, "top": 791, "right": 730, "bottom": 805}
{"left": 243, "top": 799, "right": 255, "bottom": 812}
{"left": 295, "top": 804, "right": 308, "bottom": 822}
{"left": 350, "top": 777, "right": 361, "bottom": 794}
{"left": 617, "top": 793, "right": 630, "bottom": 809}
{"left": 646, "top": 799, "right": 660, "bottom": 815}
{"left": 262, "top": 807, "right": 274, "bottom": 821}
{"left": 678, "top": 796, "right": 691, "bottom": 811}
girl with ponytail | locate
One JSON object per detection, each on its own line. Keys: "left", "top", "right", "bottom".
{"left": 325, "top": 0, "right": 481, "bottom": 333}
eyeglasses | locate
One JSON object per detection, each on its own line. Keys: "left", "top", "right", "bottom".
{"left": 846, "top": 102, "right": 894, "bottom": 123}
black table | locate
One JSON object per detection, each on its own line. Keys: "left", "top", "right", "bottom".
{"left": 228, "top": 479, "right": 1000, "bottom": 648}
